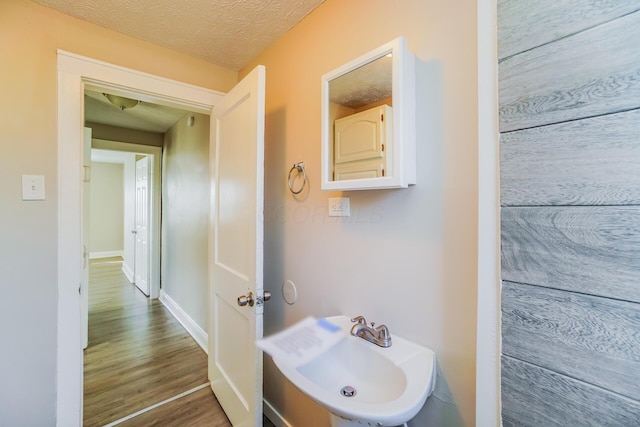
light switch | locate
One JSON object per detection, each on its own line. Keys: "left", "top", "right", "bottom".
{"left": 328, "top": 197, "right": 350, "bottom": 217}
{"left": 22, "top": 175, "right": 45, "bottom": 201}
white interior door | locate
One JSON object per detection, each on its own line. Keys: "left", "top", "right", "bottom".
{"left": 134, "top": 156, "right": 150, "bottom": 296}
{"left": 208, "top": 65, "right": 265, "bottom": 427}
{"left": 81, "top": 127, "right": 91, "bottom": 350}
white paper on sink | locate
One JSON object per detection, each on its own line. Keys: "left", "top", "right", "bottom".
{"left": 257, "top": 316, "right": 346, "bottom": 367}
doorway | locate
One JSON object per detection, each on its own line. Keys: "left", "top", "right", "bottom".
{"left": 57, "top": 50, "right": 224, "bottom": 425}
{"left": 84, "top": 140, "right": 213, "bottom": 425}
{"left": 87, "top": 143, "right": 162, "bottom": 288}
{"left": 82, "top": 97, "right": 213, "bottom": 423}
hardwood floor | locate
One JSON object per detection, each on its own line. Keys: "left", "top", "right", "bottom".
{"left": 83, "top": 258, "right": 230, "bottom": 426}
{"left": 116, "top": 386, "right": 231, "bottom": 427}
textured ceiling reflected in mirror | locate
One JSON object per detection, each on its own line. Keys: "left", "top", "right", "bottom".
{"left": 329, "top": 55, "right": 392, "bottom": 109}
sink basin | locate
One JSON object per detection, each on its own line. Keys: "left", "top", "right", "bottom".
{"left": 272, "top": 316, "right": 436, "bottom": 426}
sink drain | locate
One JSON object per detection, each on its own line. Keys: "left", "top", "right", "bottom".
{"left": 340, "top": 386, "right": 356, "bottom": 397}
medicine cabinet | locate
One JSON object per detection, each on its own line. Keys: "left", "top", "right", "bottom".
{"left": 321, "top": 37, "right": 416, "bottom": 191}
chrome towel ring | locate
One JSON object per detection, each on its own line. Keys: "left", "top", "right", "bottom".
{"left": 288, "top": 162, "right": 307, "bottom": 194}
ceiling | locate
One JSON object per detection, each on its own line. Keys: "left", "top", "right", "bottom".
{"left": 32, "top": 0, "right": 325, "bottom": 71}
{"left": 85, "top": 90, "right": 189, "bottom": 132}
{"left": 35, "top": 0, "right": 325, "bottom": 133}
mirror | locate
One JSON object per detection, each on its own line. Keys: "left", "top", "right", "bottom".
{"left": 321, "top": 37, "right": 416, "bottom": 191}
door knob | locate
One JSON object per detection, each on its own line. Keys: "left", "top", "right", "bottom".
{"left": 237, "top": 291, "right": 271, "bottom": 307}
{"left": 237, "top": 292, "right": 255, "bottom": 307}
{"left": 257, "top": 290, "right": 272, "bottom": 306}
{"left": 131, "top": 229, "right": 137, "bottom": 234}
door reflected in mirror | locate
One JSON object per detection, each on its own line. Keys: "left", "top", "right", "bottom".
{"left": 321, "top": 37, "right": 416, "bottom": 191}
{"left": 329, "top": 55, "right": 392, "bottom": 181}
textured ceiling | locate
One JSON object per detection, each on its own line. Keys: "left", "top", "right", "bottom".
{"left": 32, "top": 0, "right": 325, "bottom": 71}
{"left": 329, "top": 54, "right": 393, "bottom": 109}
{"left": 39, "top": 1, "right": 325, "bottom": 133}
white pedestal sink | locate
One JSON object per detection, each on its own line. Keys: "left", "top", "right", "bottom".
{"left": 272, "top": 316, "right": 436, "bottom": 426}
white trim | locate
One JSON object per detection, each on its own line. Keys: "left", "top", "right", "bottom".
{"left": 263, "top": 399, "right": 293, "bottom": 427}
{"left": 103, "top": 383, "right": 211, "bottom": 427}
{"left": 57, "top": 65, "right": 84, "bottom": 427}
{"left": 121, "top": 262, "right": 134, "bottom": 283}
{"left": 57, "top": 50, "right": 224, "bottom": 426}
{"left": 159, "top": 290, "right": 208, "bottom": 354}
{"left": 58, "top": 50, "right": 218, "bottom": 113}
{"left": 89, "top": 250, "right": 123, "bottom": 259}
{"left": 476, "top": 0, "right": 501, "bottom": 426}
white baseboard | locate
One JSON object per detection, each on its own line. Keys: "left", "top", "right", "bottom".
{"left": 89, "top": 250, "right": 124, "bottom": 259}
{"left": 159, "top": 290, "right": 208, "bottom": 354}
{"left": 264, "top": 399, "right": 293, "bottom": 427}
{"left": 121, "top": 262, "right": 134, "bottom": 283}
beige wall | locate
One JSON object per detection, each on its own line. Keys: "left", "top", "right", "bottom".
{"left": 242, "top": 0, "right": 478, "bottom": 425}
{"left": 0, "top": 0, "right": 481, "bottom": 424}
{"left": 161, "top": 113, "right": 210, "bottom": 330}
{"left": 89, "top": 162, "right": 124, "bottom": 256}
{"left": 0, "top": 1, "right": 236, "bottom": 424}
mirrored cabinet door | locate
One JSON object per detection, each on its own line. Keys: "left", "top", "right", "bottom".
{"left": 321, "top": 37, "right": 416, "bottom": 191}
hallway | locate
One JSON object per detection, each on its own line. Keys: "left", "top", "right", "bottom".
{"left": 83, "top": 258, "right": 231, "bottom": 426}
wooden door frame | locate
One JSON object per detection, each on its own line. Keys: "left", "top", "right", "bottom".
{"left": 57, "top": 50, "right": 224, "bottom": 426}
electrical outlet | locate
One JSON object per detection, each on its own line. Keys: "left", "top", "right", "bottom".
{"left": 328, "top": 197, "right": 350, "bottom": 217}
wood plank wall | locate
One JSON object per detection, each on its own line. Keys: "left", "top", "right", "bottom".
{"left": 498, "top": 1, "right": 640, "bottom": 425}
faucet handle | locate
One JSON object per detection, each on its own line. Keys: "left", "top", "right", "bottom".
{"left": 375, "top": 324, "right": 391, "bottom": 339}
{"left": 351, "top": 315, "right": 367, "bottom": 325}
{"left": 374, "top": 324, "right": 392, "bottom": 346}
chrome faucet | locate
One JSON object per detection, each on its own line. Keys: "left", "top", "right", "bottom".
{"left": 350, "top": 316, "right": 392, "bottom": 347}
